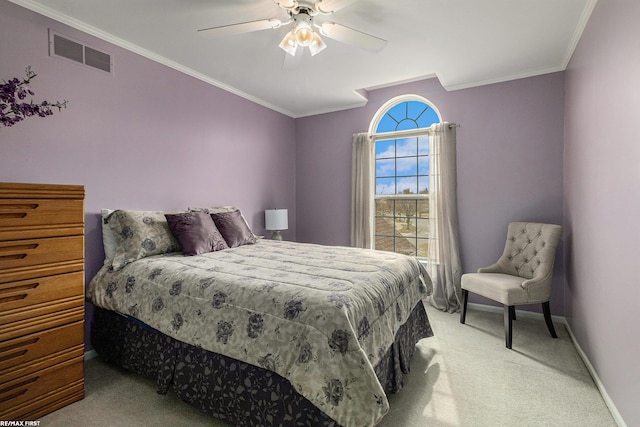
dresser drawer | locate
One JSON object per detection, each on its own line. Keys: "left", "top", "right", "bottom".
{"left": 0, "top": 321, "right": 84, "bottom": 378}
{"left": 0, "top": 305, "right": 84, "bottom": 342}
{"left": 0, "top": 357, "right": 84, "bottom": 419}
{"left": 0, "top": 198, "right": 84, "bottom": 241}
{"left": 0, "top": 236, "right": 83, "bottom": 272}
{"left": 0, "top": 271, "right": 84, "bottom": 325}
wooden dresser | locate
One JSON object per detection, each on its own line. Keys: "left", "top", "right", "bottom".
{"left": 0, "top": 182, "right": 85, "bottom": 420}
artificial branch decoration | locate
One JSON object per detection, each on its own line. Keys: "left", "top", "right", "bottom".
{"left": 1, "top": 66, "right": 68, "bottom": 128}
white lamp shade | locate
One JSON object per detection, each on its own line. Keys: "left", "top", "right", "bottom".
{"left": 265, "top": 209, "right": 288, "bottom": 231}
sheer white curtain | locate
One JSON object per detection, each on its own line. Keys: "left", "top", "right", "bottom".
{"left": 350, "top": 132, "right": 374, "bottom": 249}
{"left": 350, "top": 125, "right": 462, "bottom": 311}
{"left": 428, "top": 123, "right": 462, "bottom": 312}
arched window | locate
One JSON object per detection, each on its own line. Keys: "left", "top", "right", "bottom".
{"left": 369, "top": 95, "right": 441, "bottom": 258}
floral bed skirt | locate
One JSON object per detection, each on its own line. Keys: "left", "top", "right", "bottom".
{"left": 91, "top": 300, "right": 433, "bottom": 427}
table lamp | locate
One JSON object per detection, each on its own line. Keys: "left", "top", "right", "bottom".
{"left": 265, "top": 209, "right": 288, "bottom": 240}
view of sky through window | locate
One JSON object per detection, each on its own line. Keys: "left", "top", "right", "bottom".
{"left": 375, "top": 101, "right": 439, "bottom": 195}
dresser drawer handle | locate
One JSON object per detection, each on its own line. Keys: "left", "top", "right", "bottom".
{"left": 0, "top": 376, "right": 38, "bottom": 401}
{"left": 0, "top": 337, "right": 40, "bottom": 364}
{"left": 0, "top": 244, "right": 39, "bottom": 253}
{"left": 0, "top": 282, "right": 39, "bottom": 304}
{"left": 0, "top": 203, "right": 39, "bottom": 212}
{"left": 0, "top": 293, "right": 28, "bottom": 304}
{"left": 0, "top": 244, "right": 39, "bottom": 262}
{"left": 0, "top": 213, "right": 27, "bottom": 219}
{"left": 0, "top": 337, "right": 40, "bottom": 362}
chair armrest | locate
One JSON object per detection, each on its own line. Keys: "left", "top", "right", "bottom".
{"left": 521, "top": 273, "right": 552, "bottom": 291}
{"left": 477, "top": 263, "right": 502, "bottom": 274}
{"left": 521, "top": 273, "right": 553, "bottom": 303}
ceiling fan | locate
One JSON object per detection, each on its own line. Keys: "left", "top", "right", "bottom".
{"left": 197, "top": 0, "right": 388, "bottom": 57}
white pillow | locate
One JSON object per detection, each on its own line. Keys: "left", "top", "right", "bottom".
{"left": 101, "top": 209, "right": 117, "bottom": 264}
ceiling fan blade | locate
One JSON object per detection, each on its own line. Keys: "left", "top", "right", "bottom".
{"left": 317, "top": 0, "right": 362, "bottom": 14}
{"left": 198, "top": 19, "right": 282, "bottom": 38}
{"left": 319, "top": 22, "right": 387, "bottom": 53}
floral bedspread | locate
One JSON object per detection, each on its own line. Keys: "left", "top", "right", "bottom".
{"left": 88, "top": 240, "right": 432, "bottom": 427}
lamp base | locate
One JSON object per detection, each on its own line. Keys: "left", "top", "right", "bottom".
{"left": 270, "top": 230, "right": 283, "bottom": 241}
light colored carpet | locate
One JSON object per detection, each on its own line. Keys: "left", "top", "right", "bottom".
{"left": 40, "top": 305, "right": 616, "bottom": 426}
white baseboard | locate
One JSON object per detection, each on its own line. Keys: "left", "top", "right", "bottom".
{"left": 84, "top": 349, "right": 98, "bottom": 361}
{"left": 467, "top": 302, "right": 627, "bottom": 427}
{"left": 562, "top": 321, "right": 628, "bottom": 427}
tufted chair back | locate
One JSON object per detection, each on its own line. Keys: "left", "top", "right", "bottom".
{"left": 491, "top": 222, "right": 562, "bottom": 280}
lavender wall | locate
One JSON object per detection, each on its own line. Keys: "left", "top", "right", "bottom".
{"left": 0, "top": 1, "right": 296, "bottom": 349}
{"left": 564, "top": 0, "right": 640, "bottom": 424}
{"left": 295, "top": 74, "right": 566, "bottom": 314}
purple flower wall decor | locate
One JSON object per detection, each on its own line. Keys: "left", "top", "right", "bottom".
{"left": 1, "top": 66, "right": 67, "bottom": 128}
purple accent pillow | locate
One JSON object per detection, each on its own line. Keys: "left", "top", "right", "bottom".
{"left": 211, "top": 210, "right": 257, "bottom": 248}
{"left": 165, "top": 211, "right": 229, "bottom": 256}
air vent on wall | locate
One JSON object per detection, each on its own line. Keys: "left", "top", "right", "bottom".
{"left": 49, "top": 30, "right": 113, "bottom": 75}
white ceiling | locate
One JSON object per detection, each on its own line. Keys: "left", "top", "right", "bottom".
{"left": 12, "top": 0, "right": 596, "bottom": 118}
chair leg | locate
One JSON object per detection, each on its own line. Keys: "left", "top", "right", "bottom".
{"left": 504, "top": 305, "right": 515, "bottom": 349}
{"left": 460, "top": 289, "right": 469, "bottom": 324}
{"left": 542, "top": 301, "right": 558, "bottom": 338}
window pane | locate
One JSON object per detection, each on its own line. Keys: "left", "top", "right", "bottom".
{"left": 418, "top": 156, "right": 429, "bottom": 175}
{"left": 407, "top": 101, "right": 428, "bottom": 121}
{"left": 396, "top": 138, "right": 417, "bottom": 157}
{"left": 417, "top": 239, "right": 430, "bottom": 258}
{"left": 396, "top": 157, "right": 417, "bottom": 176}
{"left": 396, "top": 240, "right": 417, "bottom": 256}
{"left": 386, "top": 103, "right": 406, "bottom": 122}
{"left": 396, "top": 118, "right": 417, "bottom": 131}
{"left": 376, "top": 177, "right": 395, "bottom": 195}
{"left": 417, "top": 199, "right": 429, "bottom": 217}
{"left": 395, "top": 199, "right": 417, "bottom": 218}
{"left": 416, "top": 108, "right": 440, "bottom": 129}
{"left": 394, "top": 217, "right": 416, "bottom": 236}
{"left": 418, "top": 136, "right": 430, "bottom": 155}
{"left": 376, "top": 139, "right": 395, "bottom": 159}
{"left": 376, "top": 159, "right": 395, "bottom": 177}
{"left": 375, "top": 236, "right": 395, "bottom": 253}
{"left": 418, "top": 176, "right": 430, "bottom": 194}
{"left": 396, "top": 177, "right": 418, "bottom": 194}
{"left": 416, "top": 218, "right": 429, "bottom": 239}
{"left": 375, "top": 216, "right": 395, "bottom": 236}
{"left": 375, "top": 199, "right": 394, "bottom": 216}
{"left": 376, "top": 115, "right": 397, "bottom": 133}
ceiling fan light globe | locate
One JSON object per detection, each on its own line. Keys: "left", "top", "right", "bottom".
{"left": 308, "top": 32, "right": 327, "bottom": 56}
{"left": 279, "top": 30, "right": 298, "bottom": 56}
{"left": 294, "top": 20, "right": 314, "bottom": 47}
{"left": 295, "top": 28, "right": 314, "bottom": 46}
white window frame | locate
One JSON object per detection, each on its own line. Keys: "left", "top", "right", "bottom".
{"left": 369, "top": 95, "right": 442, "bottom": 260}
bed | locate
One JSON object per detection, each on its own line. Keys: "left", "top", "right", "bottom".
{"left": 87, "top": 208, "right": 434, "bottom": 427}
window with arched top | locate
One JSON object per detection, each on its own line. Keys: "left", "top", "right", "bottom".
{"left": 369, "top": 95, "right": 441, "bottom": 258}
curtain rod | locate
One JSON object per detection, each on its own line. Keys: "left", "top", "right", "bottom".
{"left": 369, "top": 122, "right": 459, "bottom": 140}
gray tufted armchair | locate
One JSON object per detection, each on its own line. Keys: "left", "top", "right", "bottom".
{"left": 460, "top": 222, "right": 562, "bottom": 349}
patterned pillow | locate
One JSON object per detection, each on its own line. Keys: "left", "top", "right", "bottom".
{"left": 210, "top": 210, "right": 257, "bottom": 248}
{"left": 165, "top": 211, "right": 229, "bottom": 256}
{"left": 101, "top": 208, "right": 117, "bottom": 265}
{"left": 107, "top": 209, "right": 181, "bottom": 270}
